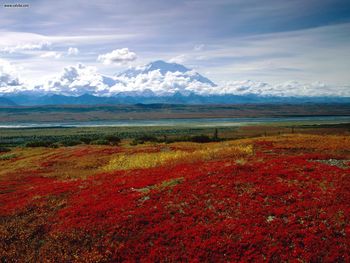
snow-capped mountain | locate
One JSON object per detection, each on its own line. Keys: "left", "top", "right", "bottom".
{"left": 118, "top": 60, "right": 190, "bottom": 77}
{"left": 118, "top": 60, "right": 216, "bottom": 87}
{"left": 111, "top": 60, "right": 217, "bottom": 97}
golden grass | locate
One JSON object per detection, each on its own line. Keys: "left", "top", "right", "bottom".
{"left": 0, "top": 147, "right": 53, "bottom": 177}
{"left": 103, "top": 142, "right": 253, "bottom": 171}
{"left": 0, "top": 146, "right": 116, "bottom": 179}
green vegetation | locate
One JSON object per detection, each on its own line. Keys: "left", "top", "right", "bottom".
{"left": 0, "top": 122, "right": 349, "bottom": 149}
{"left": 21, "top": 134, "right": 122, "bottom": 148}
{"left": 0, "top": 153, "right": 17, "bottom": 160}
{"left": 129, "top": 132, "right": 224, "bottom": 145}
{"left": 0, "top": 126, "right": 232, "bottom": 148}
{"left": 25, "top": 140, "right": 56, "bottom": 147}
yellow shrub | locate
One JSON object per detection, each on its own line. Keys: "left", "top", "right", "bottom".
{"left": 104, "top": 143, "right": 253, "bottom": 171}
{"left": 104, "top": 151, "right": 186, "bottom": 171}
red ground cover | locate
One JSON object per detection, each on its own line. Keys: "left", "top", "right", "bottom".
{"left": 1, "top": 139, "right": 349, "bottom": 262}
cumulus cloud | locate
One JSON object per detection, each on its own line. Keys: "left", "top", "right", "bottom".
{"left": 113, "top": 70, "right": 190, "bottom": 96}
{"left": 67, "top": 47, "right": 79, "bottom": 56}
{"left": 31, "top": 61, "right": 215, "bottom": 97}
{"left": 0, "top": 60, "right": 21, "bottom": 86}
{"left": 39, "top": 63, "right": 120, "bottom": 96}
{"left": 40, "top": 51, "right": 62, "bottom": 59}
{"left": 0, "top": 59, "right": 26, "bottom": 94}
{"left": 97, "top": 48, "right": 137, "bottom": 65}
{"left": 0, "top": 41, "right": 51, "bottom": 53}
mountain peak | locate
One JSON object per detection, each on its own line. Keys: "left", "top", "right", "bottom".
{"left": 145, "top": 60, "right": 190, "bottom": 74}
{"left": 117, "top": 60, "right": 216, "bottom": 87}
{"left": 117, "top": 60, "right": 190, "bottom": 78}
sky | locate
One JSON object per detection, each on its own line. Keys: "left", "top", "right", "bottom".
{"left": 0, "top": 0, "right": 350, "bottom": 96}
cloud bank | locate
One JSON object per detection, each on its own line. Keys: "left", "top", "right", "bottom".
{"left": 219, "top": 80, "right": 350, "bottom": 97}
{"left": 0, "top": 60, "right": 349, "bottom": 98}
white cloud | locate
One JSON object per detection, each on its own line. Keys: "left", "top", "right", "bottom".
{"left": 39, "top": 63, "right": 120, "bottom": 96}
{"left": 0, "top": 59, "right": 25, "bottom": 94}
{"left": 67, "top": 47, "right": 79, "bottom": 56}
{"left": 29, "top": 62, "right": 215, "bottom": 97}
{"left": 168, "top": 54, "right": 187, "bottom": 64}
{"left": 97, "top": 48, "right": 137, "bottom": 65}
{"left": 40, "top": 51, "right": 62, "bottom": 59}
{"left": 1, "top": 60, "right": 349, "bottom": 98}
{"left": 0, "top": 41, "right": 51, "bottom": 53}
{"left": 218, "top": 80, "right": 350, "bottom": 97}
{"left": 0, "top": 60, "right": 21, "bottom": 86}
{"left": 112, "top": 67, "right": 350, "bottom": 97}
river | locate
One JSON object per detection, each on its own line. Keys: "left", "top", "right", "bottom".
{"left": 0, "top": 116, "right": 349, "bottom": 128}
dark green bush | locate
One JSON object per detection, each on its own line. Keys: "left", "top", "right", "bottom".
{"left": 104, "top": 135, "right": 121, "bottom": 145}
{"left": 80, "top": 137, "right": 93, "bottom": 145}
{"left": 190, "top": 135, "right": 212, "bottom": 143}
{"left": 59, "top": 139, "right": 81, "bottom": 147}
{"left": 138, "top": 135, "right": 158, "bottom": 142}
{"left": 91, "top": 139, "right": 110, "bottom": 145}
{"left": 49, "top": 143, "right": 60, "bottom": 148}
{"left": 25, "top": 141, "right": 54, "bottom": 147}
{"left": 130, "top": 138, "right": 142, "bottom": 146}
{"left": 131, "top": 135, "right": 158, "bottom": 145}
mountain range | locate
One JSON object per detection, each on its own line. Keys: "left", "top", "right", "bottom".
{"left": 1, "top": 60, "right": 349, "bottom": 105}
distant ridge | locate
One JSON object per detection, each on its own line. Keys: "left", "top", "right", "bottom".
{"left": 0, "top": 97, "right": 16, "bottom": 106}
{"left": 2, "top": 93, "right": 350, "bottom": 106}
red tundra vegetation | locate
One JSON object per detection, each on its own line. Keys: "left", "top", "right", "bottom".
{"left": 0, "top": 134, "right": 349, "bottom": 262}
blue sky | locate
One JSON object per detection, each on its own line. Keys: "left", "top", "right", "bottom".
{"left": 0, "top": 0, "right": 350, "bottom": 94}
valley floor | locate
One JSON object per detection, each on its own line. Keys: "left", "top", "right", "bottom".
{"left": 1, "top": 134, "right": 350, "bottom": 262}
